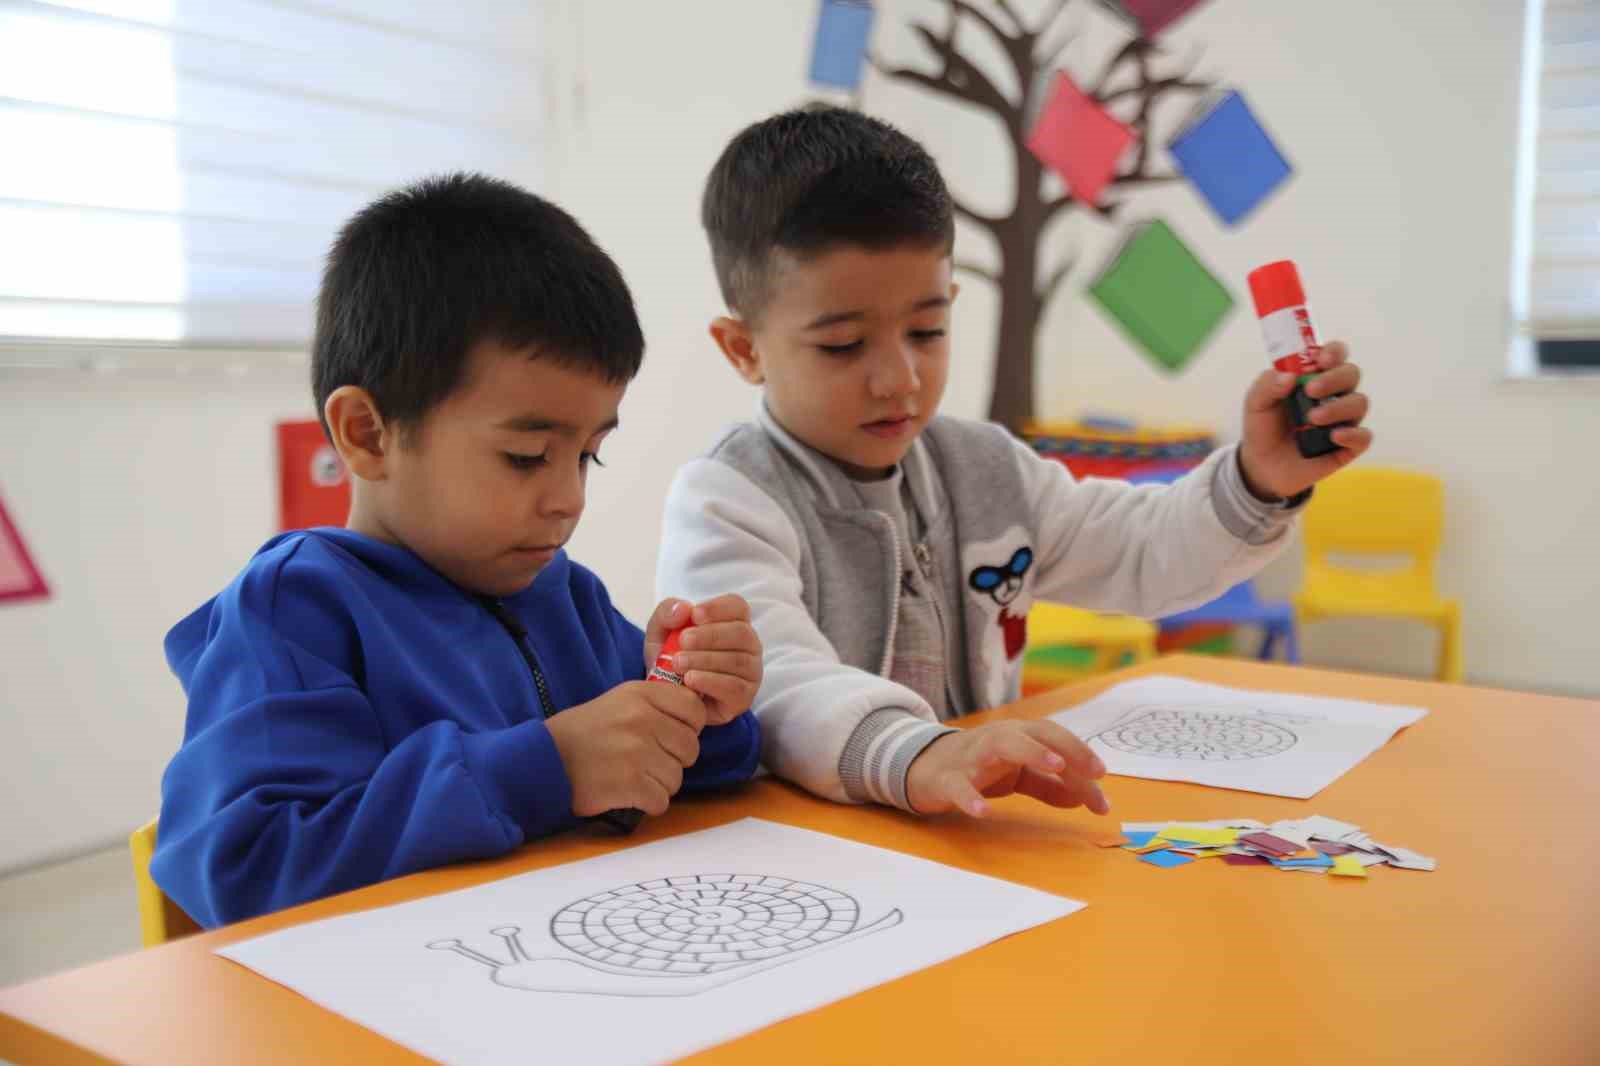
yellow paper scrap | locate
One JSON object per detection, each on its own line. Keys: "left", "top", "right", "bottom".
{"left": 1330, "top": 855, "right": 1368, "bottom": 878}
{"left": 1156, "top": 826, "right": 1239, "bottom": 847}
{"left": 1130, "top": 839, "right": 1173, "bottom": 854}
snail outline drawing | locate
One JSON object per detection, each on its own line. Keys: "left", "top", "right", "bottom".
{"left": 427, "top": 873, "right": 904, "bottom": 997}
{"left": 1090, "top": 703, "right": 1311, "bottom": 762}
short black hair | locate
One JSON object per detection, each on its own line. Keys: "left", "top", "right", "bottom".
{"left": 701, "top": 106, "right": 954, "bottom": 320}
{"left": 313, "top": 172, "right": 643, "bottom": 438}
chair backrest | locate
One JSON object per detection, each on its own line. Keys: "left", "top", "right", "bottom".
{"left": 1303, "top": 466, "right": 1443, "bottom": 573}
{"left": 129, "top": 817, "right": 202, "bottom": 946}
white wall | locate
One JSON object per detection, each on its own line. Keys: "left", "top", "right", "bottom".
{"left": 2, "top": 0, "right": 1594, "bottom": 873}
{"left": 1025, "top": 0, "right": 1600, "bottom": 692}
{"left": 0, "top": 371, "right": 318, "bottom": 872}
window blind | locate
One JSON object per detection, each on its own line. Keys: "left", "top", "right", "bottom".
{"left": 0, "top": 0, "right": 544, "bottom": 353}
{"left": 1524, "top": 0, "right": 1600, "bottom": 345}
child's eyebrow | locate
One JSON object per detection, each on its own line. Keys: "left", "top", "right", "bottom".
{"left": 496, "top": 415, "right": 620, "bottom": 436}
{"left": 802, "top": 295, "right": 950, "bottom": 331}
{"left": 802, "top": 310, "right": 866, "bottom": 330}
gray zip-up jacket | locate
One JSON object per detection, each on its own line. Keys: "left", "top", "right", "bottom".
{"left": 657, "top": 406, "right": 1303, "bottom": 811}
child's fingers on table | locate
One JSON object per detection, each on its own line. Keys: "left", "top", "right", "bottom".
{"left": 1013, "top": 769, "right": 1097, "bottom": 809}
{"left": 678, "top": 621, "right": 760, "bottom": 654}
{"left": 689, "top": 594, "right": 750, "bottom": 625}
{"left": 1013, "top": 763, "right": 1107, "bottom": 809}
{"left": 1021, "top": 720, "right": 1106, "bottom": 777}
{"left": 675, "top": 650, "right": 761, "bottom": 681}
{"left": 938, "top": 770, "right": 989, "bottom": 819}
{"left": 974, "top": 728, "right": 1067, "bottom": 776}
{"left": 1308, "top": 391, "right": 1369, "bottom": 426}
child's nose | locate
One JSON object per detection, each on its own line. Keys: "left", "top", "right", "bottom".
{"left": 868, "top": 344, "right": 920, "bottom": 399}
{"left": 539, "top": 460, "right": 586, "bottom": 518}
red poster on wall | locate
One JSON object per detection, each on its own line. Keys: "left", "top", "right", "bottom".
{"left": 277, "top": 420, "right": 351, "bottom": 531}
{"left": 0, "top": 489, "right": 50, "bottom": 604}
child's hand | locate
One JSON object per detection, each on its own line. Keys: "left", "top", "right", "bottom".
{"left": 905, "top": 720, "right": 1111, "bottom": 818}
{"left": 546, "top": 681, "right": 707, "bottom": 817}
{"left": 644, "top": 595, "right": 763, "bottom": 726}
{"left": 1238, "top": 340, "right": 1374, "bottom": 501}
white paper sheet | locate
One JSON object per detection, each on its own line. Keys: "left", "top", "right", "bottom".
{"left": 1050, "top": 676, "right": 1427, "bottom": 798}
{"left": 218, "top": 818, "right": 1083, "bottom": 1066}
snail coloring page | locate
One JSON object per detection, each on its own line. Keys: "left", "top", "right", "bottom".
{"left": 1050, "top": 676, "right": 1428, "bottom": 798}
{"left": 219, "top": 818, "right": 1083, "bottom": 1066}
{"left": 427, "top": 873, "right": 904, "bottom": 998}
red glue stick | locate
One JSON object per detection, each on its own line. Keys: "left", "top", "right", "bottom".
{"left": 648, "top": 628, "right": 686, "bottom": 686}
{"left": 1247, "top": 260, "right": 1347, "bottom": 459}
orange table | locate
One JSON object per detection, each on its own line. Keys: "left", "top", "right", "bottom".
{"left": 4, "top": 657, "right": 1599, "bottom": 1065}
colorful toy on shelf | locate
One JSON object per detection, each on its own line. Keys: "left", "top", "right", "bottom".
{"left": 1021, "top": 416, "right": 1215, "bottom": 481}
{"left": 1021, "top": 601, "right": 1158, "bottom": 696}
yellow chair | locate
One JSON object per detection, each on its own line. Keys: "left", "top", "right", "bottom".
{"left": 1292, "top": 466, "right": 1463, "bottom": 682}
{"left": 129, "top": 817, "right": 201, "bottom": 947}
{"left": 1024, "top": 601, "right": 1158, "bottom": 690}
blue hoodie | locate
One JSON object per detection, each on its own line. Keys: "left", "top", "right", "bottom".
{"left": 152, "top": 528, "right": 761, "bottom": 928}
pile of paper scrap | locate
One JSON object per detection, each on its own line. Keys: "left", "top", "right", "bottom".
{"left": 1110, "top": 816, "right": 1437, "bottom": 877}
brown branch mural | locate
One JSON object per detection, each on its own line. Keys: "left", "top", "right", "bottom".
{"left": 872, "top": 1, "right": 1216, "bottom": 430}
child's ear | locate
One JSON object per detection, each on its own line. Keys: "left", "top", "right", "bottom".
{"left": 323, "top": 386, "right": 390, "bottom": 482}
{"left": 709, "top": 316, "right": 764, "bottom": 385}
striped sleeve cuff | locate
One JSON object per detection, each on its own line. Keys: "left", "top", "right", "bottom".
{"left": 1210, "top": 445, "right": 1309, "bottom": 546}
{"left": 838, "top": 708, "right": 957, "bottom": 811}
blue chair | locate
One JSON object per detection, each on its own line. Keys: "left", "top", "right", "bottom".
{"left": 1160, "top": 579, "right": 1300, "bottom": 663}
{"left": 1124, "top": 464, "right": 1300, "bottom": 663}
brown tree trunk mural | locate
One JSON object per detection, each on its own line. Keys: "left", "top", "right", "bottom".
{"left": 871, "top": 0, "right": 1212, "bottom": 431}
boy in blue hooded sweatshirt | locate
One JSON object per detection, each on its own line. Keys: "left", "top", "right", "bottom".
{"left": 154, "top": 174, "right": 763, "bottom": 928}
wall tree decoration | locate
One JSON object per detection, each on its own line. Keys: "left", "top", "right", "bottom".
{"left": 870, "top": 0, "right": 1217, "bottom": 430}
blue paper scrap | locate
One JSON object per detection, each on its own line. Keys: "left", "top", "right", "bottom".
{"left": 1138, "top": 849, "right": 1195, "bottom": 869}
{"left": 809, "top": 0, "right": 875, "bottom": 91}
{"left": 1270, "top": 853, "right": 1335, "bottom": 870}
{"left": 1168, "top": 90, "right": 1292, "bottom": 227}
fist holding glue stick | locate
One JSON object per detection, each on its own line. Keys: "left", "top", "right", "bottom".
{"left": 595, "top": 628, "right": 694, "bottom": 834}
{"left": 642, "top": 596, "right": 763, "bottom": 726}
{"left": 1234, "top": 260, "right": 1374, "bottom": 502}
{"left": 546, "top": 596, "right": 764, "bottom": 833}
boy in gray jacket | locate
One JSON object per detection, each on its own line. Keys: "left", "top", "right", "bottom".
{"left": 657, "top": 107, "right": 1372, "bottom": 820}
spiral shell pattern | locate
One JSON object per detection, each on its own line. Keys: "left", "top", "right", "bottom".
{"left": 548, "top": 874, "right": 862, "bottom": 975}
{"left": 1098, "top": 707, "right": 1297, "bottom": 761}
